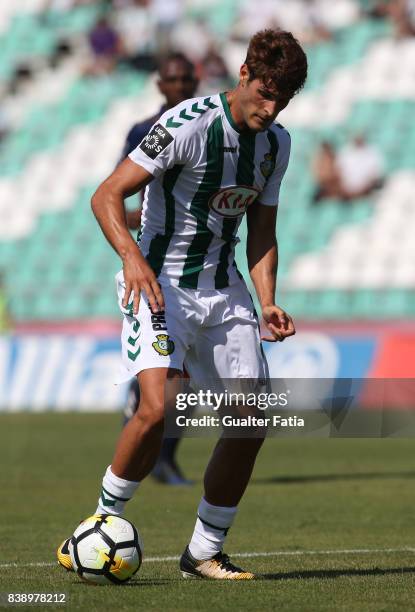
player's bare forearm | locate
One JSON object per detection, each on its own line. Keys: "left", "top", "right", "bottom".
{"left": 246, "top": 201, "right": 295, "bottom": 341}
{"left": 246, "top": 201, "right": 278, "bottom": 309}
{"left": 247, "top": 233, "right": 277, "bottom": 310}
{"left": 91, "top": 159, "right": 164, "bottom": 313}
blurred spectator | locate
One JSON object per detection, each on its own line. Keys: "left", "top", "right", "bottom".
{"left": 86, "top": 16, "right": 124, "bottom": 75}
{"left": 169, "top": 17, "right": 214, "bottom": 62}
{"left": 312, "top": 136, "right": 385, "bottom": 203}
{"left": 368, "top": 0, "right": 415, "bottom": 37}
{"left": 301, "top": 0, "right": 333, "bottom": 44}
{"left": 312, "top": 141, "right": 344, "bottom": 202}
{"left": 198, "top": 47, "right": 233, "bottom": 94}
{"left": 311, "top": 0, "right": 359, "bottom": 30}
{"left": 231, "top": 0, "right": 335, "bottom": 45}
{"left": 231, "top": 0, "right": 281, "bottom": 41}
{"left": 152, "top": 0, "right": 183, "bottom": 54}
{"left": 114, "top": 0, "right": 158, "bottom": 72}
{"left": 388, "top": 0, "right": 415, "bottom": 36}
{"left": 337, "top": 135, "right": 385, "bottom": 199}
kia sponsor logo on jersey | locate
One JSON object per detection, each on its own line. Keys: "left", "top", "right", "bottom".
{"left": 140, "top": 123, "right": 173, "bottom": 159}
{"left": 208, "top": 186, "right": 259, "bottom": 218}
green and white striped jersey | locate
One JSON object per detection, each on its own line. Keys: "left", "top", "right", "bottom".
{"left": 129, "top": 92, "right": 291, "bottom": 290}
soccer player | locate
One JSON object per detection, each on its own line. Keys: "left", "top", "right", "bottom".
{"left": 58, "top": 29, "right": 307, "bottom": 579}
{"left": 121, "top": 53, "right": 198, "bottom": 485}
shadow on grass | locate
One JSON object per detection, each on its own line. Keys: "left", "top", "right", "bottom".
{"left": 253, "top": 470, "right": 415, "bottom": 485}
{"left": 72, "top": 579, "right": 171, "bottom": 587}
{"left": 260, "top": 566, "right": 415, "bottom": 581}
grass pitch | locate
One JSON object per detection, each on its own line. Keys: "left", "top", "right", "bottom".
{"left": 1, "top": 413, "right": 415, "bottom": 611}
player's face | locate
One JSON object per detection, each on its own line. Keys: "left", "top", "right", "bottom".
{"left": 158, "top": 60, "right": 198, "bottom": 108}
{"left": 239, "top": 75, "right": 291, "bottom": 132}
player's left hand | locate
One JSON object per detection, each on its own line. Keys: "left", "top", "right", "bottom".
{"left": 261, "top": 305, "right": 295, "bottom": 342}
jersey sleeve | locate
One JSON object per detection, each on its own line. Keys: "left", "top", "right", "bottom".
{"left": 258, "top": 129, "right": 291, "bottom": 207}
{"left": 128, "top": 115, "right": 187, "bottom": 177}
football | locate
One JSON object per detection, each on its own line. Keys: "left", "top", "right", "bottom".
{"left": 69, "top": 514, "right": 143, "bottom": 585}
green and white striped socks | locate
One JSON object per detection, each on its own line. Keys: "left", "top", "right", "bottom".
{"left": 189, "top": 497, "right": 238, "bottom": 560}
{"left": 96, "top": 466, "right": 140, "bottom": 516}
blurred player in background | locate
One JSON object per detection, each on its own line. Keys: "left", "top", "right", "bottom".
{"left": 120, "top": 52, "right": 198, "bottom": 230}
{"left": 59, "top": 28, "right": 307, "bottom": 580}
{"left": 121, "top": 52, "right": 198, "bottom": 485}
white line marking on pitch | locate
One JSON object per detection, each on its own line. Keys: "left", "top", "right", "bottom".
{"left": 2, "top": 547, "right": 415, "bottom": 569}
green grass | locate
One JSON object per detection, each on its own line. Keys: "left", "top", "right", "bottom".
{"left": 1, "top": 414, "right": 415, "bottom": 611}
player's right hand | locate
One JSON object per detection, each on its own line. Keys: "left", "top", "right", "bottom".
{"left": 122, "top": 250, "right": 164, "bottom": 315}
{"left": 261, "top": 304, "right": 295, "bottom": 342}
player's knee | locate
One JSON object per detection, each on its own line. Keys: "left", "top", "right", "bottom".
{"left": 131, "top": 400, "right": 164, "bottom": 434}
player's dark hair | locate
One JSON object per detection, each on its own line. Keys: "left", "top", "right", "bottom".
{"left": 245, "top": 29, "right": 308, "bottom": 98}
{"left": 157, "top": 52, "right": 195, "bottom": 77}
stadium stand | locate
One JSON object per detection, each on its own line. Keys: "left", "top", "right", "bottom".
{"left": 0, "top": 0, "right": 414, "bottom": 321}
{"left": 0, "top": 3, "right": 101, "bottom": 84}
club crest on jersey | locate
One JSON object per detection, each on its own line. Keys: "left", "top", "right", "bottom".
{"left": 140, "top": 123, "right": 173, "bottom": 159}
{"left": 208, "top": 186, "right": 259, "bottom": 218}
{"left": 260, "top": 153, "right": 275, "bottom": 178}
{"left": 152, "top": 334, "right": 175, "bottom": 356}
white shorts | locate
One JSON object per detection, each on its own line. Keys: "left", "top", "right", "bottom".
{"left": 116, "top": 271, "right": 269, "bottom": 386}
